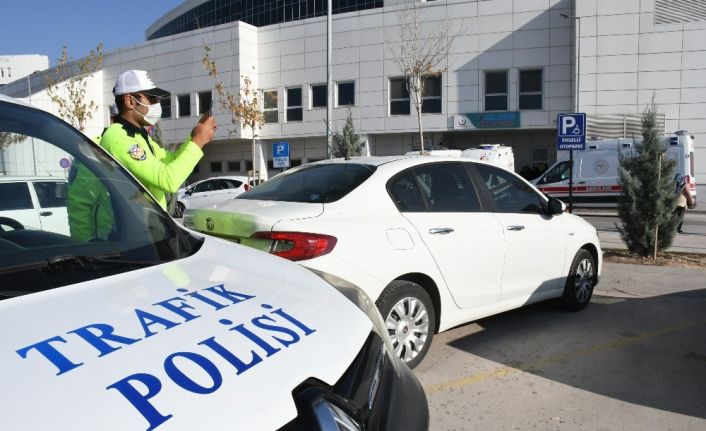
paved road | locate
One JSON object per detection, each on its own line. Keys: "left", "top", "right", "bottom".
{"left": 575, "top": 210, "right": 706, "bottom": 254}
{"left": 415, "top": 262, "right": 706, "bottom": 430}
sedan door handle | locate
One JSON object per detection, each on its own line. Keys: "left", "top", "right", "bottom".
{"left": 39, "top": 211, "right": 53, "bottom": 217}
{"left": 429, "top": 227, "right": 454, "bottom": 235}
{"left": 507, "top": 225, "right": 525, "bottom": 231}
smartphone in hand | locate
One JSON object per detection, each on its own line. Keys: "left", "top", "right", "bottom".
{"left": 199, "top": 104, "right": 213, "bottom": 123}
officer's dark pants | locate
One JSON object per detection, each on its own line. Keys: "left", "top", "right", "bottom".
{"left": 673, "top": 206, "right": 686, "bottom": 233}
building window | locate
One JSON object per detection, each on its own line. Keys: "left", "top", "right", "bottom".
{"left": 287, "top": 87, "right": 303, "bottom": 122}
{"left": 160, "top": 97, "right": 172, "bottom": 118}
{"left": 519, "top": 69, "right": 543, "bottom": 110}
{"left": 485, "top": 71, "right": 508, "bottom": 111}
{"left": 227, "top": 161, "right": 241, "bottom": 171}
{"left": 337, "top": 81, "right": 355, "bottom": 107}
{"left": 210, "top": 161, "right": 222, "bottom": 172}
{"left": 263, "top": 89, "right": 278, "bottom": 123}
{"left": 311, "top": 84, "right": 327, "bottom": 108}
{"left": 422, "top": 75, "right": 442, "bottom": 114}
{"left": 178, "top": 94, "right": 191, "bottom": 117}
{"left": 389, "top": 77, "right": 410, "bottom": 115}
{"left": 198, "top": 90, "right": 212, "bottom": 114}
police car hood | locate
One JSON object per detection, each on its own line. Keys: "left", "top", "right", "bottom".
{"left": 0, "top": 236, "right": 373, "bottom": 430}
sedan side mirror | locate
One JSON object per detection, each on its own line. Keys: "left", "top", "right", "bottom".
{"left": 185, "top": 188, "right": 193, "bottom": 196}
{"left": 547, "top": 197, "right": 565, "bottom": 215}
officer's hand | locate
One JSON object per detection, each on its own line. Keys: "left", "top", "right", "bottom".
{"left": 191, "top": 116, "right": 217, "bottom": 148}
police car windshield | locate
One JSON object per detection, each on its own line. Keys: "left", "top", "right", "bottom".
{"left": 238, "top": 163, "right": 376, "bottom": 203}
{"left": 0, "top": 99, "right": 202, "bottom": 297}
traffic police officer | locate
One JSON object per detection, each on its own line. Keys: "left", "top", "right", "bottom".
{"left": 66, "top": 105, "right": 120, "bottom": 242}
{"left": 101, "top": 69, "right": 216, "bottom": 210}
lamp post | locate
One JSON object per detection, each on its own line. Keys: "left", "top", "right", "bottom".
{"left": 326, "top": 0, "right": 333, "bottom": 159}
{"left": 560, "top": 13, "right": 581, "bottom": 112}
{"left": 561, "top": 13, "right": 581, "bottom": 213}
{"left": 27, "top": 72, "right": 37, "bottom": 176}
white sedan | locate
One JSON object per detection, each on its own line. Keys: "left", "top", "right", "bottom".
{"left": 185, "top": 156, "right": 603, "bottom": 368}
{"left": 173, "top": 175, "right": 251, "bottom": 217}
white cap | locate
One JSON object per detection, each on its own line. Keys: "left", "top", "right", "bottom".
{"left": 113, "top": 70, "right": 170, "bottom": 97}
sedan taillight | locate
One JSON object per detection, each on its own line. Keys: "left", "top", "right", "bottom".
{"left": 252, "top": 231, "right": 337, "bottom": 261}
{"left": 243, "top": 183, "right": 252, "bottom": 192}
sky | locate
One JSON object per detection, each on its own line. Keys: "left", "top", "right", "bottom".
{"left": 2, "top": 1, "right": 184, "bottom": 66}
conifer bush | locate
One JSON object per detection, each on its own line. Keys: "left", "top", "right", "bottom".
{"left": 616, "top": 103, "right": 678, "bottom": 257}
{"left": 332, "top": 112, "right": 363, "bottom": 159}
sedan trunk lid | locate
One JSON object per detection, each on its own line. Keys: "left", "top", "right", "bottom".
{"left": 184, "top": 199, "right": 324, "bottom": 251}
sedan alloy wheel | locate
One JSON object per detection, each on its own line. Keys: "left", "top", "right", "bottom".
{"left": 377, "top": 280, "right": 436, "bottom": 369}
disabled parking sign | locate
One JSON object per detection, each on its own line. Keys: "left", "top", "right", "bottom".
{"left": 557, "top": 113, "right": 586, "bottom": 151}
{"left": 272, "top": 141, "right": 290, "bottom": 168}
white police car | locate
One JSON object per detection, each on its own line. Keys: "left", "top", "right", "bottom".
{"left": 0, "top": 95, "right": 428, "bottom": 430}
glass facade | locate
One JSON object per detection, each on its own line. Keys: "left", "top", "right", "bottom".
{"left": 148, "top": 0, "right": 384, "bottom": 40}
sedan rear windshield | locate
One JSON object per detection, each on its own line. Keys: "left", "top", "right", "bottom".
{"left": 239, "top": 164, "right": 376, "bottom": 203}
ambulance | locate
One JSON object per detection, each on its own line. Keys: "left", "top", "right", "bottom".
{"left": 0, "top": 95, "right": 428, "bottom": 430}
{"left": 460, "top": 144, "right": 515, "bottom": 172}
{"left": 405, "top": 144, "right": 516, "bottom": 173}
{"left": 533, "top": 131, "right": 697, "bottom": 207}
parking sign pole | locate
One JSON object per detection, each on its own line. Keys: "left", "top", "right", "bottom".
{"left": 568, "top": 150, "right": 574, "bottom": 213}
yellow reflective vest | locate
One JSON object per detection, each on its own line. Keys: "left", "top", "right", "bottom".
{"left": 99, "top": 118, "right": 203, "bottom": 210}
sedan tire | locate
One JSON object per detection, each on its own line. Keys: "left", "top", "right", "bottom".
{"left": 376, "top": 280, "right": 436, "bottom": 369}
{"left": 561, "top": 249, "right": 596, "bottom": 311}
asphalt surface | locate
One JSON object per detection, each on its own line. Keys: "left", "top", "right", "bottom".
{"left": 414, "top": 262, "right": 706, "bottom": 430}
{"left": 574, "top": 209, "right": 706, "bottom": 254}
{"left": 415, "top": 209, "right": 706, "bottom": 430}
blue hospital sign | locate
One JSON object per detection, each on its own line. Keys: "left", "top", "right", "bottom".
{"left": 557, "top": 113, "right": 586, "bottom": 151}
{"left": 272, "top": 142, "right": 290, "bottom": 168}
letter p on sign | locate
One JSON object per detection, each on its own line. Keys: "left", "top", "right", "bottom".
{"left": 561, "top": 116, "right": 576, "bottom": 135}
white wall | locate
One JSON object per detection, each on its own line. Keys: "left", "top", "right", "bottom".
{"left": 576, "top": 0, "right": 706, "bottom": 183}
{"left": 0, "top": 55, "right": 49, "bottom": 86}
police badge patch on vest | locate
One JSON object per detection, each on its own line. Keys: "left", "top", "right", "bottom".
{"left": 128, "top": 144, "right": 146, "bottom": 161}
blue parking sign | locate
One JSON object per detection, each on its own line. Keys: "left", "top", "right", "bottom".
{"left": 272, "top": 141, "right": 290, "bottom": 168}
{"left": 557, "top": 113, "right": 586, "bottom": 151}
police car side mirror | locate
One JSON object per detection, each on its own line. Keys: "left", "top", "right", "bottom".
{"left": 547, "top": 198, "right": 565, "bottom": 215}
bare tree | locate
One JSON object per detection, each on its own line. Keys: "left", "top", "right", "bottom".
{"left": 0, "top": 132, "right": 24, "bottom": 151}
{"left": 386, "top": 2, "right": 459, "bottom": 153}
{"left": 46, "top": 44, "right": 104, "bottom": 132}
{"left": 202, "top": 46, "right": 265, "bottom": 184}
